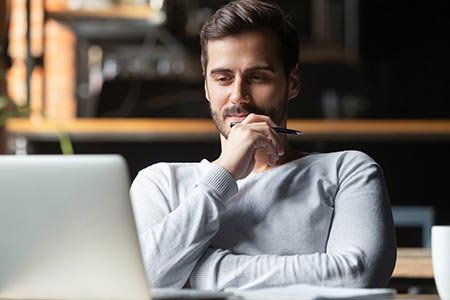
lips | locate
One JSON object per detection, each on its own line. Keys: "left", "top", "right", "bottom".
{"left": 230, "top": 113, "right": 248, "bottom": 117}
{"left": 228, "top": 117, "right": 246, "bottom": 125}
{"left": 223, "top": 105, "right": 256, "bottom": 126}
{"left": 227, "top": 113, "right": 249, "bottom": 125}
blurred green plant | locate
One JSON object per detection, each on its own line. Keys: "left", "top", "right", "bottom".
{"left": 49, "top": 120, "right": 74, "bottom": 155}
{"left": 0, "top": 94, "right": 29, "bottom": 127}
{"left": 0, "top": 85, "right": 74, "bottom": 155}
{"left": 0, "top": 95, "right": 74, "bottom": 155}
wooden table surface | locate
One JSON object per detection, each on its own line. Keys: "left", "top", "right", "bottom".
{"left": 396, "top": 295, "right": 439, "bottom": 300}
{"left": 393, "top": 248, "right": 433, "bottom": 279}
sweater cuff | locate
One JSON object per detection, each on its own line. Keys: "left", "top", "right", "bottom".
{"left": 201, "top": 163, "right": 238, "bottom": 202}
{"left": 189, "top": 248, "right": 215, "bottom": 289}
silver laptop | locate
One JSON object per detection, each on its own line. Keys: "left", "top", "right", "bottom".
{"left": 0, "top": 155, "right": 230, "bottom": 300}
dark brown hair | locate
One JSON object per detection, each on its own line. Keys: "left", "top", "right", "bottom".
{"left": 200, "top": 0, "right": 299, "bottom": 75}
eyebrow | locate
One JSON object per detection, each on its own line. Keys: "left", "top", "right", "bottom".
{"left": 209, "top": 64, "right": 275, "bottom": 76}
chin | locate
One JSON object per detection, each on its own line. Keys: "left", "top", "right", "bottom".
{"left": 216, "top": 121, "right": 230, "bottom": 139}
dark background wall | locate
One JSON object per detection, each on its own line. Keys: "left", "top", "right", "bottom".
{"left": 94, "top": 1, "right": 450, "bottom": 120}
{"left": 27, "top": 1, "right": 450, "bottom": 243}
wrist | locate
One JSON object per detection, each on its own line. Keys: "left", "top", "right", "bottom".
{"left": 203, "top": 162, "right": 238, "bottom": 201}
{"left": 213, "top": 158, "right": 236, "bottom": 179}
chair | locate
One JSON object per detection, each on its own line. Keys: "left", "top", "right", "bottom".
{"left": 391, "top": 205, "right": 435, "bottom": 248}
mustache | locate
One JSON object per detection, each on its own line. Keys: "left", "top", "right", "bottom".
{"left": 222, "top": 104, "right": 266, "bottom": 118}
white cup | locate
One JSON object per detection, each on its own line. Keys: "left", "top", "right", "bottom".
{"left": 432, "top": 226, "right": 450, "bottom": 300}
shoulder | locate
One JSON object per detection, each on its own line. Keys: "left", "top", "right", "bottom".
{"left": 299, "top": 150, "right": 377, "bottom": 169}
{"left": 306, "top": 150, "right": 374, "bottom": 163}
{"left": 333, "top": 150, "right": 378, "bottom": 169}
{"left": 130, "top": 161, "right": 206, "bottom": 210}
{"left": 334, "top": 150, "right": 380, "bottom": 173}
{"left": 306, "top": 150, "right": 377, "bottom": 167}
{"left": 329, "top": 151, "right": 384, "bottom": 187}
{"left": 133, "top": 161, "right": 206, "bottom": 186}
{"left": 299, "top": 150, "right": 382, "bottom": 181}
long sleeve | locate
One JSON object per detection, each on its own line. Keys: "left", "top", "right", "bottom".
{"left": 190, "top": 152, "right": 396, "bottom": 290}
{"left": 130, "top": 162, "right": 238, "bottom": 288}
{"left": 190, "top": 247, "right": 371, "bottom": 290}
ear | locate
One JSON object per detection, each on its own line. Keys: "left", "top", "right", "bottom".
{"left": 287, "top": 64, "right": 300, "bottom": 100}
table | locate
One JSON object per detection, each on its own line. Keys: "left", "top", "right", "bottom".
{"left": 396, "top": 295, "right": 439, "bottom": 300}
{"left": 393, "top": 248, "right": 433, "bottom": 279}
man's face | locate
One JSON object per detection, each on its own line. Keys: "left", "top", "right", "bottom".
{"left": 204, "top": 30, "right": 298, "bottom": 138}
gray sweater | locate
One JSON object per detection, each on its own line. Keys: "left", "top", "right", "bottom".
{"left": 130, "top": 151, "right": 396, "bottom": 290}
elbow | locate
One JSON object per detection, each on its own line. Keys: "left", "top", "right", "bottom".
{"left": 366, "top": 241, "right": 397, "bottom": 288}
{"left": 358, "top": 234, "right": 397, "bottom": 288}
{"left": 356, "top": 258, "right": 396, "bottom": 288}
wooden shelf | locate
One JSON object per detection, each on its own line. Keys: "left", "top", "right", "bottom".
{"left": 45, "top": 5, "right": 163, "bottom": 22}
{"left": 5, "top": 118, "right": 450, "bottom": 142}
{"left": 393, "top": 248, "right": 433, "bottom": 279}
{"left": 287, "top": 119, "right": 450, "bottom": 138}
{"left": 6, "top": 118, "right": 218, "bottom": 142}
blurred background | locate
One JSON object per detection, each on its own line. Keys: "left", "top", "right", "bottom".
{"left": 0, "top": 0, "right": 449, "bottom": 290}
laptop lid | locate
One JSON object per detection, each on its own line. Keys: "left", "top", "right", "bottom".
{"left": 0, "top": 155, "right": 151, "bottom": 300}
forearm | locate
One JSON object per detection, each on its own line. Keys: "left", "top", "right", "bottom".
{"left": 139, "top": 195, "right": 221, "bottom": 287}
{"left": 131, "top": 164, "right": 237, "bottom": 288}
{"left": 190, "top": 248, "right": 374, "bottom": 290}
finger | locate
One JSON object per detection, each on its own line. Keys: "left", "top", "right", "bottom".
{"left": 245, "top": 122, "right": 284, "bottom": 156}
{"left": 252, "top": 132, "right": 280, "bottom": 164}
{"left": 230, "top": 122, "right": 284, "bottom": 158}
{"left": 241, "top": 113, "right": 278, "bottom": 127}
{"left": 265, "top": 125, "right": 284, "bottom": 156}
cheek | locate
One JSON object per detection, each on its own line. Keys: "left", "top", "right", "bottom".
{"left": 207, "top": 85, "right": 229, "bottom": 107}
{"left": 251, "top": 85, "right": 282, "bottom": 105}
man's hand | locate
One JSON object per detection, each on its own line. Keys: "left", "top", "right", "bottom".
{"left": 214, "top": 114, "right": 284, "bottom": 180}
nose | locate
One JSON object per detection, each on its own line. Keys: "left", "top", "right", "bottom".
{"left": 230, "top": 76, "right": 250, "bottom": 105}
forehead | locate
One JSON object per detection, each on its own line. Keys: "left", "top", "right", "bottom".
{"left": 205, "top": 30, "right": 282, "bottom": 72}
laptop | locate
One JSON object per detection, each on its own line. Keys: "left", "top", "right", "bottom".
{"left": 0, "top": 155, "right": 231, "bottom": 300}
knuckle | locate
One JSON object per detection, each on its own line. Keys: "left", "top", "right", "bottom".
{"left": 246, "top": 113, "right": 257, "bottom": 121}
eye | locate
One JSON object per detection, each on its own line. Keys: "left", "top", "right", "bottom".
{"left": 214, "top": 74, "right": 232, "bottom": 85}
{"left": 249, "top": 73, "right": 268, "bottom": 83}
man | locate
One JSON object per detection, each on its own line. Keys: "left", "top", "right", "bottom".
{"left": 130, "top": 0, "right": 396, "bottom": 290}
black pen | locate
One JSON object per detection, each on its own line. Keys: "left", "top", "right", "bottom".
{"left": 230, "top": 122, "right": 302, "bottom": 135}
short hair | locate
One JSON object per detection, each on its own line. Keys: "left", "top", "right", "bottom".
{"left": 200, "top": 0, "right": 299, "bottom": 75}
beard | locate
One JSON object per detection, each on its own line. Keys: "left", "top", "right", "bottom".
{"left": 209, "top": 101, "right": 287, "bottom": 139}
